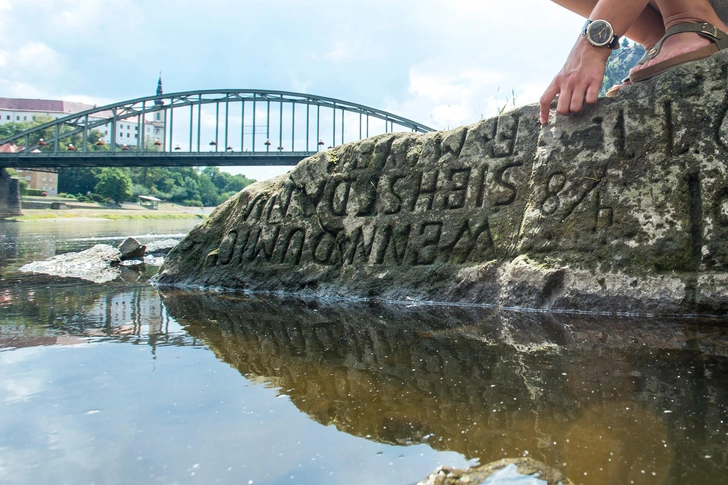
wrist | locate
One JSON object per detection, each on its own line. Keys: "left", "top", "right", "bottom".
{"left": 577, "top": 36, "right": 613, "bottom": 62}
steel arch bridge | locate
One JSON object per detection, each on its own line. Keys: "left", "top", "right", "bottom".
{"left": 0, "top": 89, "right": 434, "bottom": 169}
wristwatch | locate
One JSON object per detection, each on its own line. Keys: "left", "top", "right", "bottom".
{"left": 582, "top": 19, "right": 620, "bottom": 49}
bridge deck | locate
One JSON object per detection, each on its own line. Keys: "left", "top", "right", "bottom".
{"left": 0, "top": 151, "right": 317, "bottom": 168}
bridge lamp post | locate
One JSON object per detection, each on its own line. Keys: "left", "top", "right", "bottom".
{"left": 174, "top": 145, "right": 181, "bottom": 151}
{"left": 209, "top": 141, "right": 217, "bottom": 152}
{"left": 226, "top": 146, "right": 234, "bottom": 152}
{"left": 318, "top": 140, "right": 324, "bottom": 152}
{"left": 264, "top": 140, "right": 271, "bottom": 152}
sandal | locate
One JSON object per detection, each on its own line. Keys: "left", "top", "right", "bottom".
{"left": 606, "top": 22, "right": 728, "bottom": 97}
{"left": 631, "top": 22, "right": 728, "bottom": 83}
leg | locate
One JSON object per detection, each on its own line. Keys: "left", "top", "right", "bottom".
{"left": 549, "top": 0, "right": 666, "bottom": 48}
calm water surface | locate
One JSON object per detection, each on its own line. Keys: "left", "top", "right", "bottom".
{"left": 1, "top": 219, "right": 728, "bottom": 485}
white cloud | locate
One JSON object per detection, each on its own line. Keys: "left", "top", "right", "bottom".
{"left": 15, "top": 42, "right": 62, "bottom": 73}
{"left": 316, "top": 42, "right": 351, "bottom": 62}
{"left": 52, "top": 0, "right": 144, "bottom": 34}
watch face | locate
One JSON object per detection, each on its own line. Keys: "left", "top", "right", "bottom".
{"left": 587, "top": 20, "right": 614, "bottom": 46}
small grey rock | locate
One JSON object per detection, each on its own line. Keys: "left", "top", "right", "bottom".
{"left": 118, "top": 237, "right": 146, "bottom": 260}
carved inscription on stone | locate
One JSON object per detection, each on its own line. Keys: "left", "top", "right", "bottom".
{"left": 200, "top": 116, "right": 534, "bottom": 271}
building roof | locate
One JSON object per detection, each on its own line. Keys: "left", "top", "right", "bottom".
{"left": 0, "top": 143, "right": 22, "bottom": 153}
{"left": 0, "top": 97, "right": 96, "bottom": 114}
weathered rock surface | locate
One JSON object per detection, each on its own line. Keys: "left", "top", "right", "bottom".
{"left": 20, "top": 244, "right": 121, "bottom": 283}
{"left": 157, "top": 52, "right": 728, "bottom": 314}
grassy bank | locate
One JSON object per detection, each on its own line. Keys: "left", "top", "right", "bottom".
{"left": 9, "top": 210, "right": 208, "bottom": 222}
{"left": 6, "top": 199, "right": 213, "bottom": 222}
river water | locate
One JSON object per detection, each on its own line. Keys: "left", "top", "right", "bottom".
{"left": 1, "top": 219, "right": 728, "bottom": 485}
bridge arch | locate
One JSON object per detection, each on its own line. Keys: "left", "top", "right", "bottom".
{"left": 0, "top": 89, "right": 434, "bottom": 168}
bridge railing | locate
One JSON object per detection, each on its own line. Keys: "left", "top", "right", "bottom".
{"left": 0, "top": 89, "right": 433, "bottom": 166}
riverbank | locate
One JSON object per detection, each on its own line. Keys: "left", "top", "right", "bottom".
{"left": 7, "top": 197, "right": 214, "bottom": 221}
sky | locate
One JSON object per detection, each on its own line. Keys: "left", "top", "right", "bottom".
{"left": 0, "top": 0, "right": 583, "bottom": 181}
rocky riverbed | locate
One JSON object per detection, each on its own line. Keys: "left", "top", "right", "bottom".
{"left": 19, "top": 237, "right": 179, "bottom": 283}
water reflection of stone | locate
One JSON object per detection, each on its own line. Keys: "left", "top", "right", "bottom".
{"left": 0, "top": 284, "right": 198, "bottom": 351}
{"left": 0, "top": 221, "right": 19, "bottom": 278}
{"left": 161, "top": 291, "right": 728, "bottom": 485}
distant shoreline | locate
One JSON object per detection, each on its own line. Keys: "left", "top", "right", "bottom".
{"left": 6, "top": 209, "right": 208, "bottom": 222}
{"left": 4, "top": 197, "right": 215, "bottom": 221}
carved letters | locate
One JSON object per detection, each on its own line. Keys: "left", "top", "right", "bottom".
{"left": 209, "top": 100, "right": 728, "bottom": 271}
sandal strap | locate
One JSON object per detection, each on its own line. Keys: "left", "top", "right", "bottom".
{"left": 636, "top": 22, "right": 728, "bottom": 65}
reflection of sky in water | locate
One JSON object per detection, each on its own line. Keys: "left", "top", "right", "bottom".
{"left": 0, "top": 340, "right": 470, "bottom": 485}
{"left": 483, "top": 464, "right": 546, "bottom": 484}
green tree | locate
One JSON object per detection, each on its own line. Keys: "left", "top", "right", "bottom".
{"left": 58, "top": 167, "right": 102, "bottom": 195}
{"left": 1, "top": 115, "right": 105, "bottom": 152}
{"left": 94, "top": 168, "right": 133, "bottom": 204}
{"left": 198, "top": 175, "right": 220, "bottom": 206}
{"left": 600, "top": 40, "right": 646, "bottom": 97}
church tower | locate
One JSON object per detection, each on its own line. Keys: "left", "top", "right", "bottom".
{"left": 154, "top": 73, "right": 164, "bottom": 122}
{"left": 154, "top": 74, "right": 164, "bottom": 107}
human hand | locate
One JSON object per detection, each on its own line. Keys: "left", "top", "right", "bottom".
{"left": 539, "top": 37, "right": 611, "bottom": 124}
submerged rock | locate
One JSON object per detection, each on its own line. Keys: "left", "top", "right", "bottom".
{"left": 20, "top": 244, "right": 121, "bottom": 283}
{"left": 157, "top": 52, "right": 728, "bottom": 315}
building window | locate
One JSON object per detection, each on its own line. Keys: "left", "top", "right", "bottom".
{"left": 5, "top": 116, "right": 9, "bottom": 120}
{"left": 42, "top": 177, "right": 46, "bottom": 181}
{"left": 16, "top": 116, "right": 20, "bottom": 120}
{"left": 23, "top": 116, "right": 27, "bottom": 120}
{"left": 127, "top": 133, "right": 130, "bottom": 138}
{"left": 134, "top": 134, "right": 138, "bottom": 139}
{"left": 25, "top": 176, "right": 31, "bottom": 181}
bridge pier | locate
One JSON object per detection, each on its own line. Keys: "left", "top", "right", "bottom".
{"left": 0, "top": 169, "right": 22, "bottom": 218}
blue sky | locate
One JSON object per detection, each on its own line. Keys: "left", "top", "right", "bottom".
{"left": 0, "top": 0, "right": 582, "bottom": 179}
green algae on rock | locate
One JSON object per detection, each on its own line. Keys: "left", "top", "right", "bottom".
{"left": 156, "top": 52, "right": 728, "bottom": 314}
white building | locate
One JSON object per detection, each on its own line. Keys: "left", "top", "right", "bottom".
{"left": 0, "top": 78, "right": 166, "bottom": 149}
